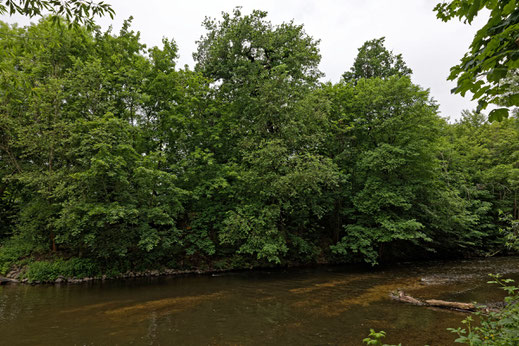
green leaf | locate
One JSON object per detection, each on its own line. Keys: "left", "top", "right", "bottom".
{"left": 506, "top": 93, "right": 519, "bottom": 106}
{"left": 488, "top": 107, "right": 509, "bottom": 122}
{"left": 503, "top": 0, "right": 516, "bottom": 15}
{"left": 487, "top": 68, "right": 509, "bottom": 83}
{"left": 467, "top": 0, "right": 481, "bottom": 22}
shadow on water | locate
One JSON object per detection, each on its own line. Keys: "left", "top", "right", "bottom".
{"left": 1, "top": 256, "right": 519, "bottom": 345}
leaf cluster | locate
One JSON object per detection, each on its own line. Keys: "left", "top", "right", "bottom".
{"left": 0, "top": 0, "right": 114, "bottom": 29}
{"left": 435, "top": 0, "right": 519, "bottom": 121}
{"left": 448, "top": 274, "right": 519, "bottom": 345}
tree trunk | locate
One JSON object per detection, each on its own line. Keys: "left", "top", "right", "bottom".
{"left": 50, "top": 231, "right": 57, "bottom": 252}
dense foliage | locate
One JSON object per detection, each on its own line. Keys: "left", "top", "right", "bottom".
{"left": 0, "top": 9, "right": 518, "bottom": 279}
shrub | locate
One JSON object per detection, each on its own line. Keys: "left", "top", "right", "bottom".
{"left": 24, "top": 258, "right": 100, "bottom": 282}
{"left": 448, "top": 274, "right": 519, "bottom": 345}
{"left": 0, "top": 238, "right": 34, "bottom": 275}
{"left": 363, "top": 329, "right": 400, "bottom": 346}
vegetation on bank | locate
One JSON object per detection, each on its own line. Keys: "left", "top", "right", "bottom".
{"left": 0, "top": 7, "right": 518, "bottom": 283}
{"left": 449, "top": 275, "right": 519, "bottom": 345}
{"left": 364, "top": 275, "right": 519, "bottom": 345}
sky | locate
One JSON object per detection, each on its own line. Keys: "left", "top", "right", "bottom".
{"left": 2, "top": 0, "right": 490, "bottom": 120}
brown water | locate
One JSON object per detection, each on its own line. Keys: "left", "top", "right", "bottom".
{"left": 1, "top": 257, "right": 519, "bottom": 345}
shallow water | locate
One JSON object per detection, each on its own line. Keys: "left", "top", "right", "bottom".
{"left": 2, "top": 256, "right": 519, "bottom": 345}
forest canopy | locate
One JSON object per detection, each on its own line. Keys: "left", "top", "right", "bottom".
{"left": 0, "top": 9, "right": 518, "bottom": 279}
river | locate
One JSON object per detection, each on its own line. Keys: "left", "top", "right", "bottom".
{"left": 1, "top": 256, "right": 519, "bottom": 345}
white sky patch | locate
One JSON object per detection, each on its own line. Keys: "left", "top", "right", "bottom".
{"left": 2, "top": 0, "right": 490, "bottom": 120}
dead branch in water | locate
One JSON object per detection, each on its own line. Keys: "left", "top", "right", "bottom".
{"left": 391, "top": 290, "right": 476, "bottom": 312}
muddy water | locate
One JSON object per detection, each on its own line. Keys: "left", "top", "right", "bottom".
{"left": 1, "top": 257, "right": 519, "bottom": 345}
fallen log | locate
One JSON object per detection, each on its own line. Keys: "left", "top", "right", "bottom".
{"left": 391, "top": 290, "right": 476, "bottom": 312}
{"left": 393, "top": 290, "right": 425, "bottom": 306}
{"left": 425, "top": 299, "right": 475, "bottom": 311}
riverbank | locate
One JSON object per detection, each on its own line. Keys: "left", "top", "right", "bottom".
{"left": 1, "top": 264, "right": 236, "bottom": 285}
{"left": 2, "top": 253, "right": 517, "bottom": 286}
{"left": 1, "top": 252, "right": 318, "bottom": 285}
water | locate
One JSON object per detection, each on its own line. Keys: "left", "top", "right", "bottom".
{"left": 1, "top": 256, "right": 519, "bottom": 345}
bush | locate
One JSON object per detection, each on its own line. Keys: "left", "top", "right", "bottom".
{"left": 0, "top": 238, "right": 34, "bottom": 275}
{"left": 363, "top": 329, "right": 400, "bottom": 346}
{"left": 24, "top": 258, "right": 100, "bottom": 282}
{"left": 448, "top": 274, "right": 519, "bottom": 345}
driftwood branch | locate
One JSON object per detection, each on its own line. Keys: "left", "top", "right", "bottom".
{"left": 391, "top": 290, "right": 476, "bottom": 312}
{"left": 425, "top": 299, "right": 475, "bottom": 311}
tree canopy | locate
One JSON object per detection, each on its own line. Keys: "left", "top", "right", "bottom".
{"left": 342, "top": 37, "right": 412, "bottom": 83}
{"left": 0, "top": 9, "right": 518, "bottom": 281}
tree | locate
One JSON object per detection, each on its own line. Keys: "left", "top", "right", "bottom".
{"left": 0, "top": 0, "right": 114, "bottom": 28}
{"left": 194, "top": 8, "right": 338, "bottom": 264}
{"left": 194, "top": 8, "right": 322, "bottom": 144}
{"left": 326, "top": 76, "right": 443, "bottom": 264}
{"left": 342, "top": 37, "right": 412, "bottom": 83}
{"left": 0, "top": 17, "right": 189, "bottom": 268}
{"left": 435, "top": 0, "right": 519, "bottom": 121}
{"left": 54, "top": 114, "right": 185, "bottom": 265}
